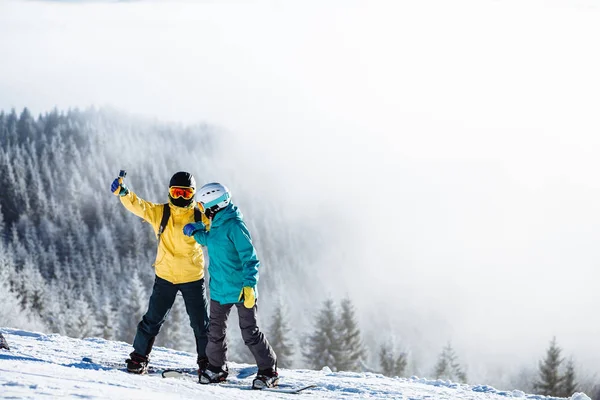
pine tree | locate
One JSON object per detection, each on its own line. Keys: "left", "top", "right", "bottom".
{"left": 434, "top": 342, "right": 467, "bottom": 383}
{"left": 98, "top": 297, "right": 118, "bottom": 340}
{"left": 66, "top": 295, "right": 99, "bottom": 338}
{"left": 44, "top": 280, "right": 68, "bottom": 335}
{"left": 380, "top": 345, "right": 393, "bottom": 376}
{"left": 158, "top": 295, "right": 185, "bottom": 350}
{"left": 0, "top": 243, "right": 37, "bottom": 329}
{"left": 227, "top": 324, "right": 255, "bottom": 364}
{"left": 379, "top": 341, "right": 408, "bottom": 377}
{"left": 17, "top": 107, "right": 36, "bottom": 144}
{"left": 336, "top": 297, "right": 366, "bottom": 371}
{"left": 533, "top": 337, "right": 564, "bottom": 396}
{"left": 121, "top": 270, "right": 148, "bottom": 340}
{"left": 0, "top": 204, "right": 6, "bottom": 242}
{"left": 268, "top": 299, "right": 295, "bottom": 368}
{"left": 560, "top": 358, "right": 577, "bottom": 397}
{"left": 394, "top": 351, "right": 408, "bottom": 377}
{"left": 16, "top": 257, "right": 48, "bottom": 314}
{"left": 303, "top": 298, "right": 341, "bottom": 371}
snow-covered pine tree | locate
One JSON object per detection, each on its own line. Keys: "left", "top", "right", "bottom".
{"left": 303, "top": 298, "right": 341, "bottom": 371}
{"left": 0, "top": 241, "right": 34, "bottom": 329}
{"left": 98, "top": 297, "right": 118, "bottom": 341}
{"left": 336, "top": 297, "right": 366, "bottom": 372}
{"left": 560, "top": 358, "right": 577, "bottom": 397}
{"left": 157, "top": 295, "right": 187, "bottom": 351}
{"left": 0, "top": 210, "right": 22, "bottom": 327}
{"left": 15, "top": 256, "right": 48, "bottom": 314}
{"left": 433, "top": 342, "right": 467, "bottom": 383}
{"left": 533, "top": 337, "right": 564, "bottom": 396}
{"left": 43, "top": 280, "right": 68, "bottom": 335}
{"left": 9, "top": 225, "right": 28, "bottom": 266}
{"left": 120, "top": 269, "right": 149, "bottom": 341}
{"left": 0, "top": 204, "right": 5, "bottom": 242}
{"left": 16, "top": 108, "right": 36, "bottom": 145}
{"left": 267, "top": 298, "right": 295, "bottom": 368}
{"left": 67, "top": 294, "right": 100, "bottom": 338}
{"left": 228, "top": 330, "right": 256, "bottom": 364}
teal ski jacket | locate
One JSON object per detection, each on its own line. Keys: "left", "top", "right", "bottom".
{"left": 192, "top": 203, "right": 260, "bottom": 304}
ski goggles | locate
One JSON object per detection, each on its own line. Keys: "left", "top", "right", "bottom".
{"left": 169, "top": 186, "right": 195, "bottom": 200}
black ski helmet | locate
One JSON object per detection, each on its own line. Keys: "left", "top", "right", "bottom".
{"left": 168, "top": 171, "right": 196, "bottom": 208}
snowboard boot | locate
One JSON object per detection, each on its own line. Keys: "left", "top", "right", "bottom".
{"left": 199, "top": 363, "right": 228, "bottom": 384}
{"left": 197, "top": 356, "right": 209, "bottom": 379}
{"left": 252, "top": 367, "right": 279, "bottom": 389}
{"left": 126, "top": 352, "right": 149, "bottom": 374}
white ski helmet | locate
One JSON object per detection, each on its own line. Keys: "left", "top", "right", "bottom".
{"left": 198, "top": 182, "right": 231, "bottom": 211}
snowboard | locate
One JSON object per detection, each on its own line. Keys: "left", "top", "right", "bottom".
{"left": 82, "top": 357, "right": 317, "bottom": 394}
{"left": 80, "top": 357, "right": 196, "bottom": 376}
{"left": 162, "top": 369, "right": 317, "bottom": 394}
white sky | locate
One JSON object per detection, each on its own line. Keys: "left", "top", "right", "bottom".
{"left": 1, "top": 0, "right": 600, "bottom": 385}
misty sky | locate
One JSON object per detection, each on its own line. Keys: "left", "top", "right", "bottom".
{"left": 1, "top": 0, "right": 600, "bottom": 384}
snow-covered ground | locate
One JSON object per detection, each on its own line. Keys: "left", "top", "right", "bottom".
{"left": 0, "top": 328, "right": 591, "bottom": 400}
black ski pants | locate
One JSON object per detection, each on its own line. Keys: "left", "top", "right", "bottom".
{"left": 133, "top": 275, "right": 209, "bottom": 359}
{"left": 206, "top": 300, "right": 277, "bottom": 371}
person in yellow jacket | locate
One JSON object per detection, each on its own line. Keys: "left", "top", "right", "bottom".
{"left": 110, "top": 171, "right": 210, "bottom": 375}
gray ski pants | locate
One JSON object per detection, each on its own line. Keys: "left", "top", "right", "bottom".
{"left": 206, "top": 300, "right": 277, "bottom": 371}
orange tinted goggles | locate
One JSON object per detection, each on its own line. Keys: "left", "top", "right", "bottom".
{"left": 169, "top": 186, "right": 195, "bottom": 200}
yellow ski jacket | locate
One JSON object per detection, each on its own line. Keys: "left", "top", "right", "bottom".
{"left": 120, "top": 191, "right": 210, "bottom": 284}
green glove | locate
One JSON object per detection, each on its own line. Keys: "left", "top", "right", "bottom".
{"left": 238, "top": 287, "right": 256, "bottom": 309}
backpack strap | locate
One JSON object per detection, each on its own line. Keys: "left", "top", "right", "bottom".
{"left": 158, "top": 203, "right": 170, "bottom": 244}
{"left": 194, "top": 205, "right": 202, "bottom": 222}
{"left": 159, "top": 204, "right": 202, "bottom": 244}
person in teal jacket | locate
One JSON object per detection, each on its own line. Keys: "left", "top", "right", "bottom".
{"left": 183, "top": 182, "right": 278, "bottom": 389}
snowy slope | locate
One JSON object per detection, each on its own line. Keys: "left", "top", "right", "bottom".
{"left": 0, "top": 328, "right": 591, "bottom": 400}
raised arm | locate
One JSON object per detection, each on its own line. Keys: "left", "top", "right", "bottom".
{"left": 119, "top": 192, "right": 162, "bottom": 227}
{"left": 111, "top": 176, "right": 161, "bottom": 231}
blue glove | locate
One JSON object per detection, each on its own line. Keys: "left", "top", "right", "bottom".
{"left": 111, "top": 178, "right": 129, "bottom": 197}
{"left": 183, "top": 222, "right": 204, "bottom": 237}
